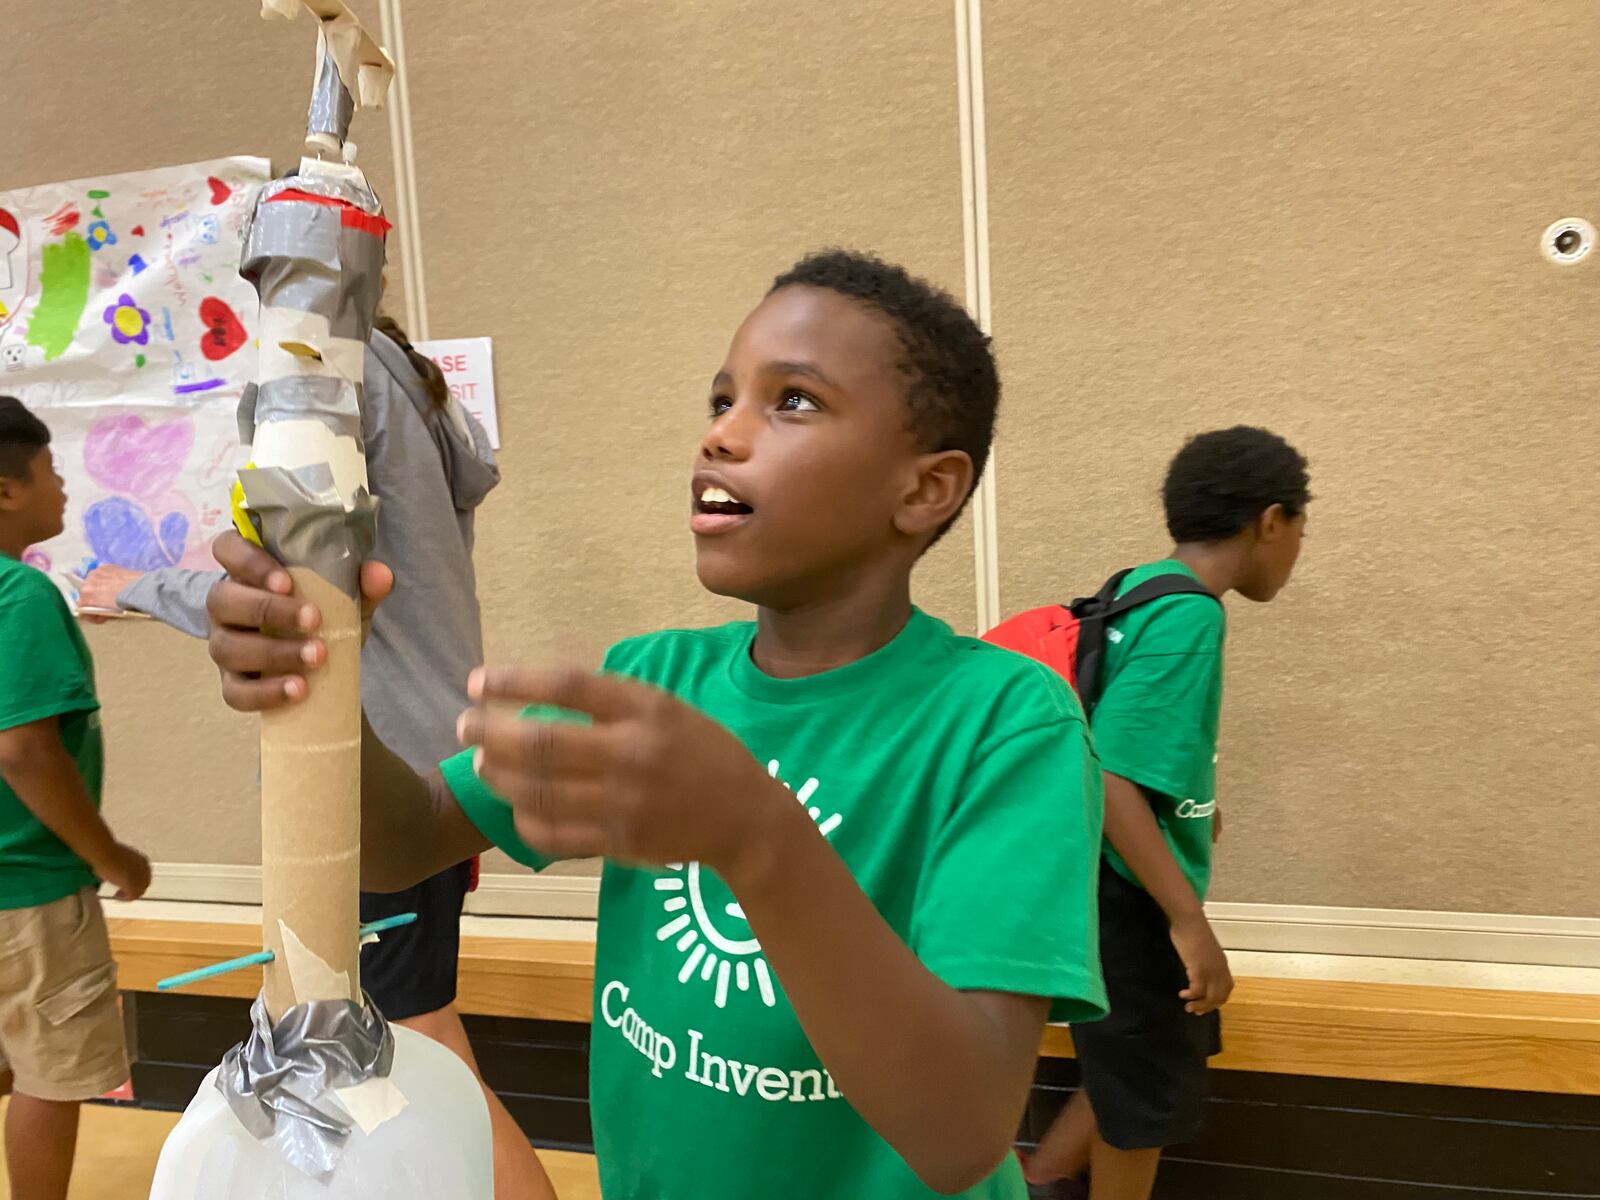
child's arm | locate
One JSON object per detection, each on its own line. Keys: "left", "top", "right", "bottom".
{"left": 731, "top": 797, "right": 1049, "bottom": 1193}
{"left": 1101, "top": 771, "right": 1232, "bottom": 1014}
{"left": 462, "top": 667, "right": 1076, "bottom": 1194}
{"left": 101, "top": 566, "right": 224, "bottom": 638}
{"left": 0, "top": 718, "right": 150, "bottom": 900}
{"left": 359, "top": 714, "right": 491, "bottom": 891}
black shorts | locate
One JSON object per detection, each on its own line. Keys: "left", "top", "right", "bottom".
{"left": 358, "top": 859, "right": 472, "bottom": 1021}
{"left": 1070, "top": 861, "right": 1222, "bottom": 1151}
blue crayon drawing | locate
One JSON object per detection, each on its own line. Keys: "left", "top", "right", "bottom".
{"left": 83, "top": 496, "right": 188, "bottom": 570}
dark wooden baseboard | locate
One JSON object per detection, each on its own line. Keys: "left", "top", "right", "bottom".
{"left": 127, "top": 992, "right": 1600, "bottom": 1198}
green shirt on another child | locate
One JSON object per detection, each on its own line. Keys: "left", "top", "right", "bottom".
{"left": 1094, "top": 559, "right": 1225, "bottom": 901}
{"left": 444, "top": 609, "right": 1107, "bottom": 1200}
{"left": 0, "top": 554, "right": 104, "bottom": 910}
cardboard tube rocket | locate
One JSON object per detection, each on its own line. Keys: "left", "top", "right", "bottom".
{"left": 150, "top": 5, "right": 490, "bottom": 1195}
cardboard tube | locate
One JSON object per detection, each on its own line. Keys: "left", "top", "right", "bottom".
{"left": 259, "top": 567, "right": 362, "bottom": 1019}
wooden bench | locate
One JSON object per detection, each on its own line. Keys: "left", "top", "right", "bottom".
{"left": 110, "top": 917, "right": 1600, "bottom": 1096}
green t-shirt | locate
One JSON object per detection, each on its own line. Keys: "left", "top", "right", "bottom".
{"left": 0, "top": 554, "right": 104, "bottom": 909}
{"left": 1094, "top": 560, "right": 1225, "bottom": 901}
{"left": 444, "top": 609, "right": 1106, "bottom": 1199}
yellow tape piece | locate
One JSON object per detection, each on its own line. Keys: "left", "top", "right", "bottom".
{"left": 232, "top": 463, "right": 262, "bottom": 546}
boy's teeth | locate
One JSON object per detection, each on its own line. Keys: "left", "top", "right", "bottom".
{"left": 702, "top": 486, "right": 734, "bottom": 504}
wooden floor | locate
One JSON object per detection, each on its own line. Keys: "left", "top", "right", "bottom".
{"left": 0, "top": 1101, "right": 601, "bottom": 1200}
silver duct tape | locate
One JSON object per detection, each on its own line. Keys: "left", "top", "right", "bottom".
{"left": 251, "top": 375, "right": 365, "bottom": 448}
{"left": 308, "top": 47, "right": 355, "bottom": 143}
{"left": 237, "top": 382, "right": 259, "bottom": 448}
{"left": 239, "top": 467, "right": 377, "bottom": 599}
{"left": 333, "top": 218, "right": 387, "bottom": 339}
{"left": 240, "top": 196, "right": 387, "bottom": 343}
{"left": 217, "top": 992, "right": 394, "bottom": 1183}
{"left": 256, "top": 171, "right": 381, "bottom": 216}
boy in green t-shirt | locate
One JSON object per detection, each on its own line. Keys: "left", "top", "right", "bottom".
{"left": 202, "top": 252, "right": 1108, "bottom": 1198}
{"left": 0, "top": 397, "right": 151, "bottom": 1200}
{"left": 1023, "top": 427, "right": 1310, "bottom": 1200}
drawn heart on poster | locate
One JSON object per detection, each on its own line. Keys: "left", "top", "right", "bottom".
{"left": 83, "top": 413, "right": 194, "bottom": 500}
{"left": 199, "top": 297, "right": 247, "bottom": 361}
{"left": 83, "top": 496, "right": 189, "bottom": 571}
{"left": 207, "top": 177, "right": 232, "bottom": 206}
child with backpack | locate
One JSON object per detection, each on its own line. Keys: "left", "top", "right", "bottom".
{"left": 989, "top": 426, "right": 1310, "bottom": 1200}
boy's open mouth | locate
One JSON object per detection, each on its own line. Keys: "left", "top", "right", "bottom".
{"left": 691, "top": 481, "right": 754, "bottom": 535}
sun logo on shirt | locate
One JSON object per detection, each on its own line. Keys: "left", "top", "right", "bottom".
{"left": 654, "top": 760, "right": 842, "bottom": 1010}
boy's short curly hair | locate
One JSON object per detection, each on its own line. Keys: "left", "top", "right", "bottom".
{"left": 0, "top": 396, "right": 50, "bottom": 482}
{"left": 1163, "top": 426, "right": 1310, "bottom": 543}
{"left": 771, "top": 251, "right": 998, "bottom": 538}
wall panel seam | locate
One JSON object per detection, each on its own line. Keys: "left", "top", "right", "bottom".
{"left": 954, "top": 0, "right": 1001, "bottom": 632}
{"left": 378, "top": 0, "right": 430, "bottom": 339}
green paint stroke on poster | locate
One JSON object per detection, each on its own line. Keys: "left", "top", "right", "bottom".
{"left": 27, "top": 234, "right": 91, "bottom": 361}
{"left": 88, "top": 189, "right": 110, "bottom": 199}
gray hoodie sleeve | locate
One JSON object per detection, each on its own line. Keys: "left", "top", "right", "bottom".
{"left": 117, "top": 568, "right": 226, "bottom": 639}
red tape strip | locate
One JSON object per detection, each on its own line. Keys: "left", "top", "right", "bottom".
{"left": 265, "top": 188, "right": 392, "bottom": 237}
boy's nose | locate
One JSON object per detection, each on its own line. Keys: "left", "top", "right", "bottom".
{"left": 700, "top": 404, "right": 757, "bottom": 461}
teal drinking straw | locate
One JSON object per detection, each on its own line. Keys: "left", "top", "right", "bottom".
{"left": 156, "top": 912, "right": 418, "bottom": 991}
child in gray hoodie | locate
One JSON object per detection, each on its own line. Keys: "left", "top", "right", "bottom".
{"left": 79, "top": 319, "right": 556, "bottom": 1200}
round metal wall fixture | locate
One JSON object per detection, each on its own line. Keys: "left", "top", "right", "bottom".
{"left": 1541, "top": 218, "right": 1595, "bottom": 265}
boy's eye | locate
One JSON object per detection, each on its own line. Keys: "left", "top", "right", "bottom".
{"left": 709, "top": 396, "right": 733, "bottom": 418}
{"left": 778, "top": 391, "right": 820, "bottom": 413}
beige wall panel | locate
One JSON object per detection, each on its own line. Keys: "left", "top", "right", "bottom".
{"left": 402, "top": 0, "right": 975, "bottom": 684}
{"left": 85, "top": 622, "right": 263, "bottom": 865}
{"left": 403, "top": 0, "right": 973, "bottom": 882}
{"left": 5, "top": 1, "right": 404, "bottom": 864}
{"left": 986, "top": 2, "right": 1599, "bottom": 915}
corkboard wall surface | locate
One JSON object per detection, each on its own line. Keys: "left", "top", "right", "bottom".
{"left": 5, "top": 1, "right": 1595, "bottom": 917}
{"left": 401, "top": 0, "right": 972, "bottom": 876}
{"left": 985, "top": 1, "right": 1599, "bottom": 915}
{"left": 401, "top": 0, "right": 975, "bottom": 672}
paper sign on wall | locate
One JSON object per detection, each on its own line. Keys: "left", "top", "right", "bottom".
{"left": 414, "top": 336, "right": 499, "bottom": 449}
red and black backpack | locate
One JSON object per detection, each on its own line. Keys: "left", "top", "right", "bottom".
{"left": 982, "top": 569, "right": 1218, "bottom": 716}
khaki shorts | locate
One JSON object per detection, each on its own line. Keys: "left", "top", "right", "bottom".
{"left": 0, "top": 889, "right": 129, "bottom": 1101}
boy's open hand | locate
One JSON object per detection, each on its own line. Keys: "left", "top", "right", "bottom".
{"left": 458, "top": 667, "right": 791, "bottom": 879}
{"left": 1169, "top": 913, "right": 1234, "bottom": 1015}
{"left": 205, "top": 531, "right": 393, "bottom": 712}
{"left": 77, "top": 564, "right": 141, "bottom": 622}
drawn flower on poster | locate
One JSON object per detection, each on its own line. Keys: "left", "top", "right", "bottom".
{"left": 103, "top": 293, "right": 151, "bottom": 346}
{"left": 86, "top": 220, "right": 117, "bottom": 251}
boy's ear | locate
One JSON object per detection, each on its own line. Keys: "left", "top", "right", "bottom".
{"left": 1255, "top": 502, "right": 1289, "bottom": 543}
{"left": 0, "top": 475, "right": 24, "bottom": 513}
{"left": 894, "top": 449, "right": 974, "bottom": 540}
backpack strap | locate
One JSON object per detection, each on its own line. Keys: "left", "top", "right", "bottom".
{"left": 1101, "top": 573, "right": 1217, "bottom": 617}
{"left": 1067, "top": 568, "right": 1134, "bottom": 617}
{"left": 1066, "top": 570, "right": 1219, "bottom": 716}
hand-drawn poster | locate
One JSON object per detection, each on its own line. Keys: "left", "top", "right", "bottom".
{"left": 0, "top": 156, "right": 269, "bottom": 596}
